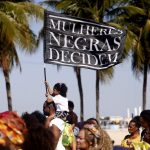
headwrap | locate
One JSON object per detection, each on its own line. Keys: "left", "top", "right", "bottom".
{"left": 0, "top": 111, "right": 27, "bottom": 146}
{"left": 83, "top": 124, "right": 100, "bottom": 139}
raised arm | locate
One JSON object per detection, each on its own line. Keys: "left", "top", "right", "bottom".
{"left": 45, "top": 81, "right": 53, "bottom": 95}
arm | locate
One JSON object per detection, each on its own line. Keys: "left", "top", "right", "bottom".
{"left": 44, "top": 99, "right": 56, "bottom": 128}
{"left": 70, "top": 136, "right": 76, "bottom": 150}
{"left": 49, "top": 124, "right": 61, "bottom": 149}
{"left": 45, "top": 81, "right": 53, "bottom": 95}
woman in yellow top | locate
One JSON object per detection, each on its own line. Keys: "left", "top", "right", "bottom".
{"left": 131, "top": 128, "right": 150, "bottom": 150}
{"left": 121, "top": 116, "right": 141, "bottom": 148}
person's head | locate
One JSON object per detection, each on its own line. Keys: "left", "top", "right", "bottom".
{"left": 140, "top": 110, "right": 150, "bottom": 129}
{"left": 82, "top": 119, "right": 113, "bottom": 150}
{"left": 31, "top": 111, "right": 46, "bottom": 125}
{"left": 76, "top": 124, "right": 100, "bottom": 150}
{"left": 85, "top": 118, "right": 99, "bottom": 126}
{"left": 68, "top": 100, "right": 74, "bottom": 111}
{"left": 66, "top": 111, "right": 78, "bottom": 126}
{"left": 77, "top": 121, "right": 85, "bottom": 130}
{"left": 23, "top": 126, "right": 55, "bottom": 150}
{"left": 66, "top": 101, "right": 78, "bottom": 125}
{"left": 22, "top": 113, "right": 55, "bottom": 150}
{"left": 53, "top": 83, "right": 67, "bottom": 97}
{"left": 22, "top": 111, "right": 47, "bottom": 130}
{"left": 43, "top": 99, "right": 56, "bottom": 116}
{"left": 22, "top": 112, "right": 39, "bottom": 130}
{"left": 128, "top": 116, "right": 141, "bottom": 134}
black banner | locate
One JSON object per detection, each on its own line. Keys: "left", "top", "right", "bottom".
{"left": 44, "top": 10, "right": 126, "bottom": 70}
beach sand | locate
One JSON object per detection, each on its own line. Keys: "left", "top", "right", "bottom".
{"left": 105, "top": 128, "right": 128, "bottom": 145}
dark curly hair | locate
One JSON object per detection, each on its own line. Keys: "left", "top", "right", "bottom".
{"left": 22, "top": 113, "right": 55, "bottom": 150}
{"left": 131, "top": 116, "right": 141, "bottom": 128}
{"left": 53, "top": 83, "right": 67, "bottom": 97}
{"left": 23, "top": 125, "right": 55, "bottom": 150}
{"left": 140, "top": 110, "right": 150, "bottom": 127}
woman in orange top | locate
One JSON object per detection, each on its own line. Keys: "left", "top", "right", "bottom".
{"left": 121, "top": 116, "right": 141, "bottom": 148}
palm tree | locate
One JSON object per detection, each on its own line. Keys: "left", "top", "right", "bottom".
{"left": 74, "top": 67, "right": 84, "bottom": 121}
{"left": 0, "top": 40, "right": 21, "bottom": 111}
{"left": 131, "top": 0, "right": 150, "bottom": 110}
{"left": 0, "top": 1, "right": 44, "bottom": 110}
{"left": 82, "top": 0, "right": 115, "bottom": 121}
{"left": 106, "top": 0, "right": 150, "bottom": 110}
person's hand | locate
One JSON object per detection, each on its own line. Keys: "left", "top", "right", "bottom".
{"left": 45, "top": 113, "right": 55, "bottom": 128}
{"left": 45, "top": 81, "right": 50, "bottom": 88}
{"left": 46, "top": 97, "right": 53, "bottom": 103}
{"left": 48, "top": 113, "right": 55, "bottom": 120}
{"left": 126, "top": 139, "right": 133, "bottom": 147}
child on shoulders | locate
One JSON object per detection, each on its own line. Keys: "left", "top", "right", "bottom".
{"left": 45, "top": 81, "right": 69, "bottom": 120}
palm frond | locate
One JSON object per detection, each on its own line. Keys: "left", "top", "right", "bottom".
{"left": 16, "top": 24, "right": 37, "bottom": 53}
{"left": 121, "top": 5, "right": 146, "bottom": 16}
{"left": 131, "top": 44, "right": 144, "bottom": 76}
{"left": 18, "top": 2, "right": 44, "bottom": 20}
{"left": 141, "top": 19, "right": 150, "bottom": 46}
{"left": 0, "top": 11, "right": 20, "bottom": 44}
{"left": 0, "top": 1, "right": 28, "bottom": 24}
{"left": 99, "top": 67, "right": 114, "bottom": 83}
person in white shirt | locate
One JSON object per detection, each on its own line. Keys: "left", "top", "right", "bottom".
{"left": 43, "top": 99, "right": 66, "bottom": 150}
{"left": 43, "top": 93, "right": 76, "bottom": 150}
{"left": 45, "top": 82, "right": 69, "bottom": 120}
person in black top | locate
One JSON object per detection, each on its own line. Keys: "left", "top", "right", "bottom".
{"left": 140, "top": 110, "right": 150, "bottom": 144}
{"left": 66, "top": 100, "right": 78, "bottom": 126}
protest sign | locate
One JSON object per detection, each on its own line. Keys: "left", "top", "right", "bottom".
{"left": 44, "top": 11, "right": 126, "bottom": 70}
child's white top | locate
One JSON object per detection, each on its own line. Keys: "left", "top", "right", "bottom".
{"left": 52, "top": 95, "right": 69, "bottom": 112}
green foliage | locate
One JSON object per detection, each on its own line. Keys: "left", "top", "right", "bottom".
{"left": 0, "top": 0, "right": 44, "bottom": 110}
{"left": 0, "top": 1, "right": 44, "bottom": 46}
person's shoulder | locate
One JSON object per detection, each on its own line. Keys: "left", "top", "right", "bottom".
{"left": 52, "top": 117, "right": 64, "bottom": 123}
{"left": 124, "top": 134, "right": 130, "bottom": 140}
{"left": 69, "top": 111, "right": 77, "bottom": 116}
{"left": 50, "top": 118, "right": 65, "bottom": 126}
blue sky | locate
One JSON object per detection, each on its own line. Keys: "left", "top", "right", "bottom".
{"left": 0, "top": 1, "right": 150, "bottom": 120}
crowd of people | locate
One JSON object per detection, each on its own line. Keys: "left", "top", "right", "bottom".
{"left": 0, "top": 82, "right": 150, "bottom": 150}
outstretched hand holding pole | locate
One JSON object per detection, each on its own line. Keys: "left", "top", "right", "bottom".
{"left": 44, "top": 64, "right": 53, "bottom": 97}
{"left": 45, "top": 81, "right": 54, "bottom": 96}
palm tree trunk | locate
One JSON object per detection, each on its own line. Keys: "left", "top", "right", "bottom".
{"left": 142, "top": 61, "right": 148, "bottom": 110}
{"left": 75, "top": 67, "right": 84, "bottom": 121}
{"left": 96, "top": 70, "right": 100, "bottom": 122}
{"left": 3, "top": 69, "right": 12, "bottom": 111}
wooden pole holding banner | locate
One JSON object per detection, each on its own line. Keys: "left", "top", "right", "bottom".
{"left": 44, "top": 64, "right": 47, "bottom": 93}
